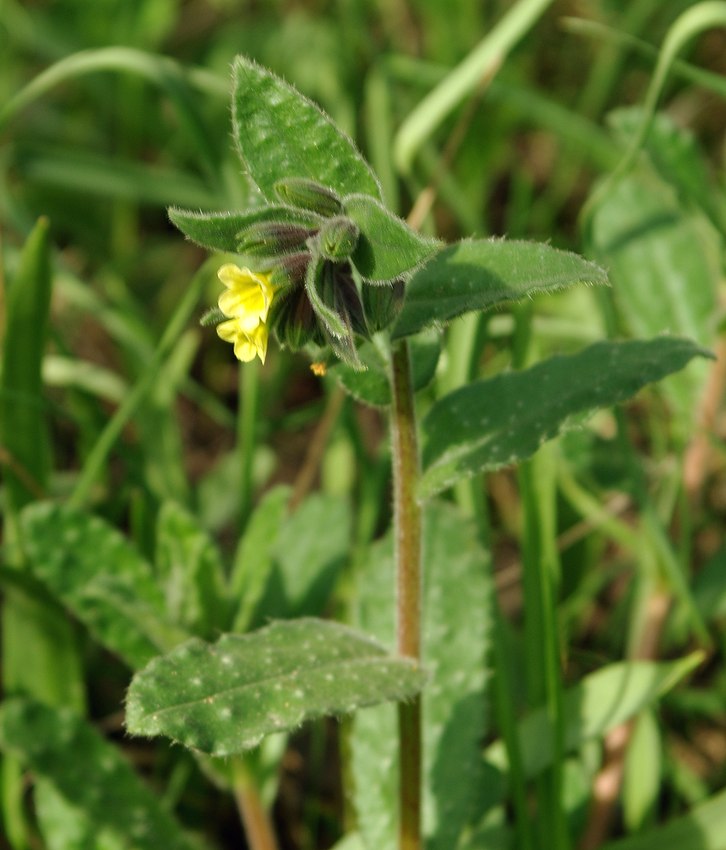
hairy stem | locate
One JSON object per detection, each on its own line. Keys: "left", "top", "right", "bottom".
{"left": 231, "top": 758, "right": 279, "bottom": 850}
{"left": 390, "top": 339, "right": 423, "bottom": 850}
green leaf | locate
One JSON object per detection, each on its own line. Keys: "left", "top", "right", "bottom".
{"left": 391, "top": 239, "right": 609, "bottom": 340}
{"left": 420, "top": 337, "right": 712, "bottom": 499}
{"left": 0, "top": 217, "right": 53, "bottom": 513}
{"left": 125, "top": 618, "right": 425, "bottom": 757}
{"left": 608, "top": 107, "right": 726, "bottom": 236}
{"left": 331, "top": 331, "right": 440, "bottom": 408}
{"left": 623, "top": 710, "right": 661, "bottom": 832}
{"left": 351, "top": 503, "right": 491, "bottom": 850}
{"left": 20, "top": 502, "right": 188, "bottom": 669}
{"left": 588, "top": 149, "right": 720, "bottom": 436}
{"left": 260, "top": 493, "right": 351, "bottom": 620}
{"left": 230, "top": 486, "right": 292, "bottom": 632}
{"left": 600, "top": 789, "right": 726, "bottom": 850}
{"left": 168, "top": 204, "right": 320, "bottom": 253}
{"left": 35, "top": 780, "right": 127, "bottom": 850}
{"left": 0, "top": 699, "right": 200, "bottom": 850}
{"left": 155, "top": 502, "right": 227, "bottom": 638}
{"left": 232, "top": 57, "right": 382, "bottom": 202}
{"left": 484, "top": 652, "right": 702, "bottom": 780}
{"left": 343, "top": 194, "right": 442, "bottom": 282}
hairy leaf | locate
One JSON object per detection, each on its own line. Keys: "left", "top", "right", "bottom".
{"left": 343, "top": 194, "right": 441, "bottom": 282}
{"left": 21, "top": 502, "right": 188, "bottom": 669}
{"left": 126, "top": 618, "right": 425, "bottom": 756}
{"left": 232, "top": 57, "right": 382, "bottom": 201}
{"left": 420, "top": 337, "right": 712, "bottom": 498}
{"left": 0, "top": 699, "right": 200, "bottom": 850}
{"left": 392, "top": 239, "right": 608, "bottom": 339}
{"left": 168, "top": 205, "right": 320, "bottom": 252}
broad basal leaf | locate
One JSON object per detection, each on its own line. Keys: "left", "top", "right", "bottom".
{"left": 232, "top": 57, "right": 382, "bottom": 202}
{"left": 343, "top": 194, "right": 441, "bottom": 282}
{"left": 169, "top": 204, "right": 321, "bottom": 252}
{"left": 20, "top": 502, "right": 188, "bottom": 669}
{"left": 392, "top": 239, "right": 608, "bottom": 339}
{"left": 0, "top": 699, "right": 200, "bottom": 850}
{"left": 420, "top": 337, "right": 712, "bottom": 498}
{"left": 126, "top": 618, "right": 425, "bottom": 757}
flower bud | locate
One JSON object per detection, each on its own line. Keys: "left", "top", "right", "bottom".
{"left": 237, "top": 222, "right": 315, "bottom": 257}
{"left": 270, "top": 288, "right": 320, "bottom": 351}
{"left": 317, "top": 216, "right": 360, "bottom": 262}
{"left": 362, "top": 279, "right": 405, "bottom": 332}
{"left": 268, "top": 251, "right": 313, "bottom": 288}
{"left": 274, "top": 178, "right": 342, "bottom": 218}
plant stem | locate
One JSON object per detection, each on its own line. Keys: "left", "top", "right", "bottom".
{"left": 231, "top": 758, "right": 279, "bottom": 850}
{"left": 390, "top": 339, "right": 423, "bottom": 850}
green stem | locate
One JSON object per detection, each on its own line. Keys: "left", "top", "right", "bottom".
{"left": 231, "top": 758, "right": 279, "bottom": 850}
{"left": 237, "top": 358, "right": 260, "bottom": 531}
{"left": 390, "top": 339, "right": 423, "bottom": 850}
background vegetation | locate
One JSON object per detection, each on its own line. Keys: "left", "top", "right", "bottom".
{"left": 1, "top": 1, "right": 725, "bottom": 849}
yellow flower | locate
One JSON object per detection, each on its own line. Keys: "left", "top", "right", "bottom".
{"left": 216, "top": 317, "right": 270, "bottom": 364}
{"left": 216, "top": 264, "right": 276, "bottom": 363}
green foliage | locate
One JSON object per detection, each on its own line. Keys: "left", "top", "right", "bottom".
{"left": 331, "top": 331, "right": 440, "bottom": 408}
{"left": 343, "top": 194, "right": 442, "bottom": 281}
{"left": 155, "top": 501, "right": 228, "bottom": 638}
{"left": 168, "top": 205, "right": 321, "bottom": 253}
{"left": 392, "top": 239, "right": 609, "bottom": 339}
{"left": 125, "top": 619, "right": 426, "bottom": 756}
{"left": 351, "top": 504, "right": 492, "bottom": 850}
{"left": 0, "top": 699, "right": 201, "bottom": 850}
{"left": 484, "top": 653, "right": 702, "bottom": 781}
{"left": 3, "top": 5, "right": 725, "bottom": 849}
{"left": 20, "top": 502, "right": 188, "bottom": 669}
{"left": 0, "top": 218, "right": 53, "bottom": 514}
{"left": 420, "top": 336, "right": 712, "bottom": 498}
{"left": 232, "top": 57, "right": 382, "bottom": 202}
{"left": 588, "top": 109, "right": 721, "bottom": 436}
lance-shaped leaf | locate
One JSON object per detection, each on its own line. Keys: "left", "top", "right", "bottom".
{"left": 125, "top": 618, "right": 425, "bottom": 757}
{"left": 420, "top": 337, "right": 712, "bottom": 499}
{"left": 232, "top": 57, "right": 382, "bottom": 202}
{"left": 168, "top": 204, "right": 320, "bottom": 252}
{"left": 0, "top": 699, "right": 201, "bottom": 850}
{"left": 392, "top": 239, "right": 609, "bottom": 339}
{"left": 20, "top": 502, "right": 188, "bottom": 669}
{"left": 343, "top": 194, "right": 442, "bottom": 282}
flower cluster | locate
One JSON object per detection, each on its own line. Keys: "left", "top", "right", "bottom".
{"left": 206, "top": 179, "right": 406, "bottom": 368}
{"left": 215, "top": 264, "right": 276, "bottom": 363}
